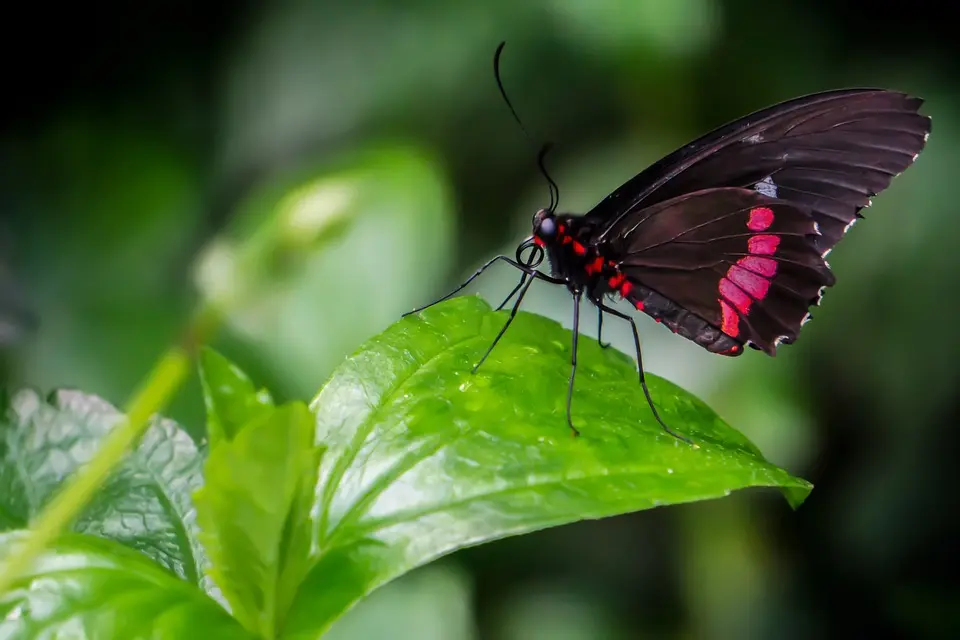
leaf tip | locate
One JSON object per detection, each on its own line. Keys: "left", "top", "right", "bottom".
{"left": 781, "top": 481, "right": 814, "bottom": 510}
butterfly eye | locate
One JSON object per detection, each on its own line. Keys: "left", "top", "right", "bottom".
{"left": 538, "top": 216, "right": 557, "bottom": 237}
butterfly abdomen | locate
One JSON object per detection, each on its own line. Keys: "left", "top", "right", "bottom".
{"left": 548, "top": 222, "right": 748, "bottom": 357}
{"left": 618, "top": 280, "right": 744, "bottom": 356}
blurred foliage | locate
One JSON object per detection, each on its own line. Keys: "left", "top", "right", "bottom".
{"left": 1, "top": 0, "right": 958, "bottom": 637}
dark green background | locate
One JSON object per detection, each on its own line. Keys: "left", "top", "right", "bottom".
{"left": 1, "top": 1, "right": 956, "bottom": 638}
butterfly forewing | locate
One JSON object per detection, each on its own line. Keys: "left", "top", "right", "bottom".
{"left": 587, "top": 89, "right": 930, "bottom": 254}
{"left": 608, "top": 187, "right": 833, "bottom": 354}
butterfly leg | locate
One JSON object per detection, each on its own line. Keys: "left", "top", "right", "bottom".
{"left": 566, "top": 290, "right": 583, "bottom": 437}
{"left": 471, "top": 275, "right": 535, "bottom": 374}
{"left": 597, "top": 307, "right": 611, "bottom": 349}
{"left": 499, "top": 263, "right": 568, "bottom": 311}
{"left": 595, "top": 302, "right": 696, "bottom": 446}
{"left": 404, "top": 255, "right": 550, "bottom": 317}
{"left": 496, "top": 272, "right": 528, "bottom": 311}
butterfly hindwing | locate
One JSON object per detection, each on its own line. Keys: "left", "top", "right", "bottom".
{"left": 607, "top": 187, "right": 833, "bottom": 354}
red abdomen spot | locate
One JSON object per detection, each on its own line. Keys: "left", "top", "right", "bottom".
{"left": 572, "top": 241, "right": 587, "bottom": 255}
{"left": 748, "top": 234, "right": 781, "bottom": 255}
{"left": 608, "top": 273, "right": 625, "bottom": 289}
{"left": 747, "top": 207, "right": 774, "bottom": 231}
{"left": 585, "top": 256, "right": 604, "bottom": 275}
{"left": 533, "top": 236, "right": 545, "bottom": 247}
{"left": 719, "top": 299, "right": 740, "bottom": 337}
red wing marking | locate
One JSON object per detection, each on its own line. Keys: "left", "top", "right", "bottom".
{"left": 619, "top": 281, "right": 633, "bottom": 297}
{"left": 635, "top": 300, "right": 645, "bottom": 311}
{"left": 719, "top": 299, "right": 740, "bottom": 336}
{"left": 608, "top": 273, "right": 626, "bottom": 289}
{"left": 727, "top": 264, "right": 771, "bottom": 300}
{"left": 719, "top": 278, "right": 752, "bottom": 314}
{"left": 748, "top": 234, "right": 780, "bottom": 255}
{"left": 716, "top": 227, "right": 782, "bottom": 331}
{"left": 572, "top": 241, "right": 587, "bottom": 255}
{"left": 737, "top": 255, "right": 777, "bottom": 277}
{"left": 534, "top": 236, "right": 545, "bottom": 247}
{"left": 747, "top": 206, "right": 774, "bottom": 231}
{"left": 562, "top": 235, "right": 572, "bottom": 245}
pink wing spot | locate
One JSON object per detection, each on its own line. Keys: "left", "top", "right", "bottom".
{"left": 619, "top": 281, "right": 633, "bottom": 297}
{"left": 747, "top": 207, "right": 774, "bottom": 231}
{"left": 572, "top": 241, "right": 587, "bottom": 255}
{"left": 748, "top": 234, "right": 780, "bottom": 255}
{"left": 719, "top": 278, "right": 752, "bottom": 314}
{"left": 736, "top": 255, "right": 777, "bottom": 277}
{"left": 719, "top": 299, "right": 740, "bottom": 337}
{"left": 727, "top": 264, "right": 771, "bottom": 301}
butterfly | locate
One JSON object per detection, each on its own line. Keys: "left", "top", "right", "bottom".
{"left": 406, "top": 49, "right": 930, "bottom": 443}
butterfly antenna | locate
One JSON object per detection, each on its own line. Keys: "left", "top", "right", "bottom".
{"left": 494, "top": 41, "right": 560, "bottom": 213}
{"left": 537, "top": 143, "right": 560, "bottom": 212}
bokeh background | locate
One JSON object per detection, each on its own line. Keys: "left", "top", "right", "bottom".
{"left": 2, "top": 1, "right": 957, "bottom": 638}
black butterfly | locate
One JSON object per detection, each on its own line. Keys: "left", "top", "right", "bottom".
{"left": 406, "top": 48, "right": 930, "bottom": 443}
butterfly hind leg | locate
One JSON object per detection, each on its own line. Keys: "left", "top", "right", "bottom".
{"left": 593, "top": 299, "right": 697, "bottom": 447}
{"left": 596, "top": 307, "right": 611, "bottom": 349}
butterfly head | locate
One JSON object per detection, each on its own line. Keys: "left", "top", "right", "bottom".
{"left": 532, "top": 208, "right": 558, "bottom": 246}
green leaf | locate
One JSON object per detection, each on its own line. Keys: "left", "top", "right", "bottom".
{"left": 0, "top": 531, "right": 253, "bottom": 639}
{"left": 194, "top": 401, "right": 321, "bottom": 638}
{"left": 199, "top": 347, "right": 274, "bottom": 446}
{"left": 283, "top": 296, "right": 811, "bottom": 637}
{"left": 0, "top": 389, "right": 209, "bottom": 589}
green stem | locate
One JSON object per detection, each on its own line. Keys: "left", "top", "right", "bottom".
{"left": 0, "top": 305, "right": 222, "bottom": 594}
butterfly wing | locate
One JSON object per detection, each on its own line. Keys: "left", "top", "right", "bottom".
{"left": 607, "top": 187, "right": 833, "bottom": 355}
{"left": 588, "top": 89, "right": 930, "bottom": 254}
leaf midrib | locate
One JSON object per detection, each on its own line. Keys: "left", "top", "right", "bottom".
{"left": 331, "top": 462, "right": 803, "bottom": 547}
{"left": 125, "top": 442, "right": 203, "bottom": 586}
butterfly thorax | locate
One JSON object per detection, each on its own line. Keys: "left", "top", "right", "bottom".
{"left": 532, "top": 212, "right": 618, "bottom": 294}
